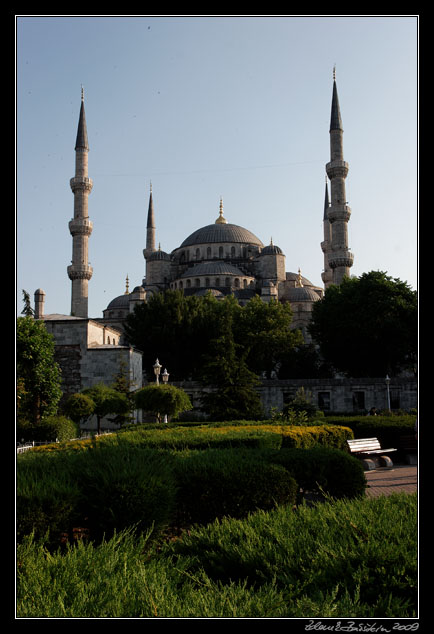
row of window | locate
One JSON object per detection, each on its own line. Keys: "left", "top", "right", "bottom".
{"left": 171, "top": 277, "right": 251, "bottom": 290}
{"left": 297, "top": 390, "right": 402, "bottom": 412}
{"left": 179, "top": 245, "right": 252, "bottom": 263}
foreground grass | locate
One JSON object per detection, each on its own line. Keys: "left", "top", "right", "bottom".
{"left": 17, "top": 492, "right": 417, "bottom": 618}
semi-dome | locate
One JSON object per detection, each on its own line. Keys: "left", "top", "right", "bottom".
{"left": 261, "top": 242, "right": 284, "bottom": 255}
{"left": 180, "top": 261, "right": 246, "bottom": 278}
{"left": 179, "top": 223, "right": 263, "bottom": 249}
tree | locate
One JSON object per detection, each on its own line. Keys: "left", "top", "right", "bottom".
{"left": 21, "top": 290, "right": 34, "bottom": 317}
{"left": 63, "top": 393, "right": 95, "bottom": 424}
{"left": 17, "top": 316, "right": 62, "bottom": 423}
{"left": 200, "top": 298, "right": 264, "bottom": 421}
{"left": 234, "top": 295, "right": 303, "bottom": 377}
{"left": 308, "top": 271, "right": 417, "bottom": 377}
{"left": 134, "top": 384, "right": 192, "bottom": 423}
{"left": 80, "top": 384, "right": 131, "bottom": 434}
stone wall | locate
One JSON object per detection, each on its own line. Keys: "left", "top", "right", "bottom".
{"left": 171, "top": 377, "right": 417, "bottom": 417}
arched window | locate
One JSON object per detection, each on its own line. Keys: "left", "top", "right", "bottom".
{"left": 234, "top": 278, "right": 240, "bottom": 288}
{"left": 243, "top": 279, "right": 248, "bottom": 288}
{"left": 219, "top": 246, "right": 223, "bottom": 258}
{"left": 187, "top": 279, "right": 191, "bottom": 288}
{"left": 225, "top": 277, "right": 230, "bottom": 287}
{"left": 205, "top": 278, "right": 210, "bottom": 287}
{"left": 231, "top": 246, "right": 236, "bottom": 258}
{"left": 195, "top": 278, "right": 200, "bottom": 287}
{"left": 179, "top": 281, "right": 183, "bottom": 289}
{"left": 207, "top": 247, "right": 212, "bottom": 258}
{"left": 196, "top": 248, "right": 201, "bottom": 260}
{"left": 215, "top": 277, "right": 220, "bottom": 287}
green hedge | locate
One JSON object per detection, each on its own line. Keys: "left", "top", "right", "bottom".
{"left": 17, "top": 415, "right": 79, "bottom": 443}
{"left": 266, "top": 447, "right": 367, "bottom": 500}
{"left": 173, "top": 449, "right": 298, "bottom": 527}
{"left": 323, "top": 415, "right": 416, "bottom": 449}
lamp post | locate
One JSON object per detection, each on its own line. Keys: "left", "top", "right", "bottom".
{"left": 162, "top": 368, "right": 169, "bottom": 423}
{"left": 153, "top": 358, "right": 162, "bottom": 384}
{"left": 385, "top": 375, "right": 391, "bottom": 411}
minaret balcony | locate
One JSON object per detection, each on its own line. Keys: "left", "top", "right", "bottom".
{"left": 70, "top": 176, "right": 93, "bottom": 193}
{"left": 69, "top": 218, "right": 93, "bottom": 236}
{"left": 67, "top": 264, "right": 93, "bottom": 280}
{"left": 328, "top": 250, "right": 354, "bottom": 270}
{"left": 327, "top": 204, "right": 351, "bottom": 224}
{"left": 326, "top": 160, "right": 349, "bottom": 180}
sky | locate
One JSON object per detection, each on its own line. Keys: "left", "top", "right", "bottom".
{"left": 16, "top": 15, "right": 418, "bottom": 319}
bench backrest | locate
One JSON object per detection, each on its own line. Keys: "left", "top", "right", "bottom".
{"left": 347, "top": 438, "right": 381, "bottom": 453}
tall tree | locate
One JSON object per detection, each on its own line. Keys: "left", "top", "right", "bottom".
{"left": 308, "top": 271, "right": 417, "bottom": 377}
{"left": 17, "top": 317, "right": 62, "bottom": 423}
{"left": 200, "top": 297, "right": 263, "bottom": 421}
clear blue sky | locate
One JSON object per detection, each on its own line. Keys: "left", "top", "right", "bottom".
{"left": 16, "top": 15, "right": 418, "bottom": 318}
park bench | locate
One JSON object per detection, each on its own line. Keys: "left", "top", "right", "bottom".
{"left": 347, "top": 437, "right": 397, "bottom": 470}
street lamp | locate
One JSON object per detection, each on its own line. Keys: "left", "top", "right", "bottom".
{"left": 162, "top": 368, "right": 169, "bottom": 384}
{"left": 385, "top": 375, "right": 391, "bottom": 411}
{"left": 153, "top": 358, "right": 162, "bottom": 384}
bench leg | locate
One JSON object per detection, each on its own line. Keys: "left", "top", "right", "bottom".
{"left": 362, "top": 458, "right": 377, "bottom": 471}
{"left": 379, "top": 455, "right": 394, "bottom": 468}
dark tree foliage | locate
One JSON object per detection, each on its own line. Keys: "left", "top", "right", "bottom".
{"left": 308, "top": 271, "right": 417, "bottom": 377}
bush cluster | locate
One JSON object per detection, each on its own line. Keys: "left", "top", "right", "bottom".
{"left": 17, "top": 415, "right": 79, "bottom": 443}
{"left": 17, "top": 426, "right": 365, "bottom": 547}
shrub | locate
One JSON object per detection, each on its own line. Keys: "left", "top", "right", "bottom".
{"left": 17, "top": 415, "right": 79, "bottom": 443}
{"left": 16, "top": 452, "right": 82, "bottom": 547}
{"left": 71, "top": 441, "right": 177, "bottom": 542}
{"left": 173, "top": 448, "right": 298, "bottom": 527}
{"left": 266, "top": 446, "right": 367, "bottom": 500}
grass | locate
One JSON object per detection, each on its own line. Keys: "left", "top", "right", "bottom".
{"left": 17, "top": 492, "right": 417, "bottom": 618}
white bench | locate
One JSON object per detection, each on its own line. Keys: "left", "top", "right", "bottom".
{"left": 347, "top": 437, "right": 397, "bottom": 470}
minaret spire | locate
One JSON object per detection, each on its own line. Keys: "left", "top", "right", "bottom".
{"left": 321, "top": 176, "right": 333, "bottom": 288}
{"left": 67, "top": 89, "right": 93, "bottom": 317}
{"left": 325, "top": 71, "right": 354, "bottom": 285}
{"left": 143, "top": 181, "right": 156, "bottom": 259}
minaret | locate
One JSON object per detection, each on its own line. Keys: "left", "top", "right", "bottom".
{"left": 325, "top": 68, "right": 354, "bottom": 285}
{"left": 67, "top": 87, "right": 93, "bottom": 317}
{"left": 143, "top": 182, "right": 156, "bottom": 259}
{"left": 321, "top": 177, "right": 333, "bottom": 288}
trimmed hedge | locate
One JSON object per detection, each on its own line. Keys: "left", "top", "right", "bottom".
{"left": 173, "top": 449, "right": 298, "bottom": 527}
{"left": 266, "top": 446, "right": 367, "bottom": 500}
{"left": 323, "top": 415, "right": 415, "bottom": 448}
{"left": 17, "top": 415, "right": 79, "bottom": 443}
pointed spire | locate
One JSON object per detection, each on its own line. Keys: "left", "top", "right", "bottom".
{"left": 147, "top": 181, "right": 155, "bottom": 229}
{"left": 215, "top": 197, "right": 227, "bottom": 224}
{"left": 330, "top": 67, "right": 343, "bottom": 132}
{"left": 125, "top": 275, "right": 129, "bottom": 295}
{"left": 323, "top": 176, "right": 330, "bottom": 220}
{"left": 75, "top": 87, "right": 89, "bottom": 150}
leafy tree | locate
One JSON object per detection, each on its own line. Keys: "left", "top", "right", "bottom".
{"left": 16, "top": 317, "right": 62, "bottom": 423}
{"left": 308, "top": 271, "right": 417, "bottom": 377}
{"left": 134, "top": 384, "right": 192, "bottom": 423}
{"left": 234, "top": 295, "right": 303, "bottom": 377}
{"left": 80, "top": 383, "right": 131, "bottom": 434}
{"left": 200, "top": 298, "right": 264, "bottom": 421}
{"left": 63, "top": 393, "right": 95, "bottom": 424}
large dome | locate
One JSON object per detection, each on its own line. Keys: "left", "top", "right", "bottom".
{"left": 179, "top": 223, "right": 263, "bottom": 248}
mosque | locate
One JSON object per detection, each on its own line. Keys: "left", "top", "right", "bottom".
{"left": 100, "top": 72, "right": 354, "bottom": 343}
{"left": 38, "top": 72, "right": 416, "bottom": 421}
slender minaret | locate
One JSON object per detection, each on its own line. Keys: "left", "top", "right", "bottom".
{"left": 67, "top": 87, "right": 93, "bottom": 317}
{"left": 325, "top": 69, "right": 354, "bottom": 285}
{"left": 143, "top": 182, "right": 156, "bottom": 259}
{"left": 321, "top": 177, "right": 333, "bottom": 288}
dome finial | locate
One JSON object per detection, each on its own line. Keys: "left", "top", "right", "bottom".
{"left": 81, "top": 84, "right": 84, "bottom": 102}
{"left": 333, "top": 65, "right": 336, "bottom": 81}
{"left": 125, "top": 274, "right": 129, "bottom": 294}
{"left": 215, "top": 196, "right": 227, "bottom": 224}
{"left": 296, "top": 268, "right": 304, "bottom": 288}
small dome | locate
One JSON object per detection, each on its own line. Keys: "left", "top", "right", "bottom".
{"left": 287, "top": 286, "right": 321, "bottom": 302}
{"left": 261, "top": 242, "right": 283, "bottom": 255}
{"left": 147, "top": 249, "right": 170, "bottom": 262}
{"left": 106, "top": 294, "right": 130, "bottom": 310}
{"left": 194, "top": 288, "right": 225, "bottom": 298}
